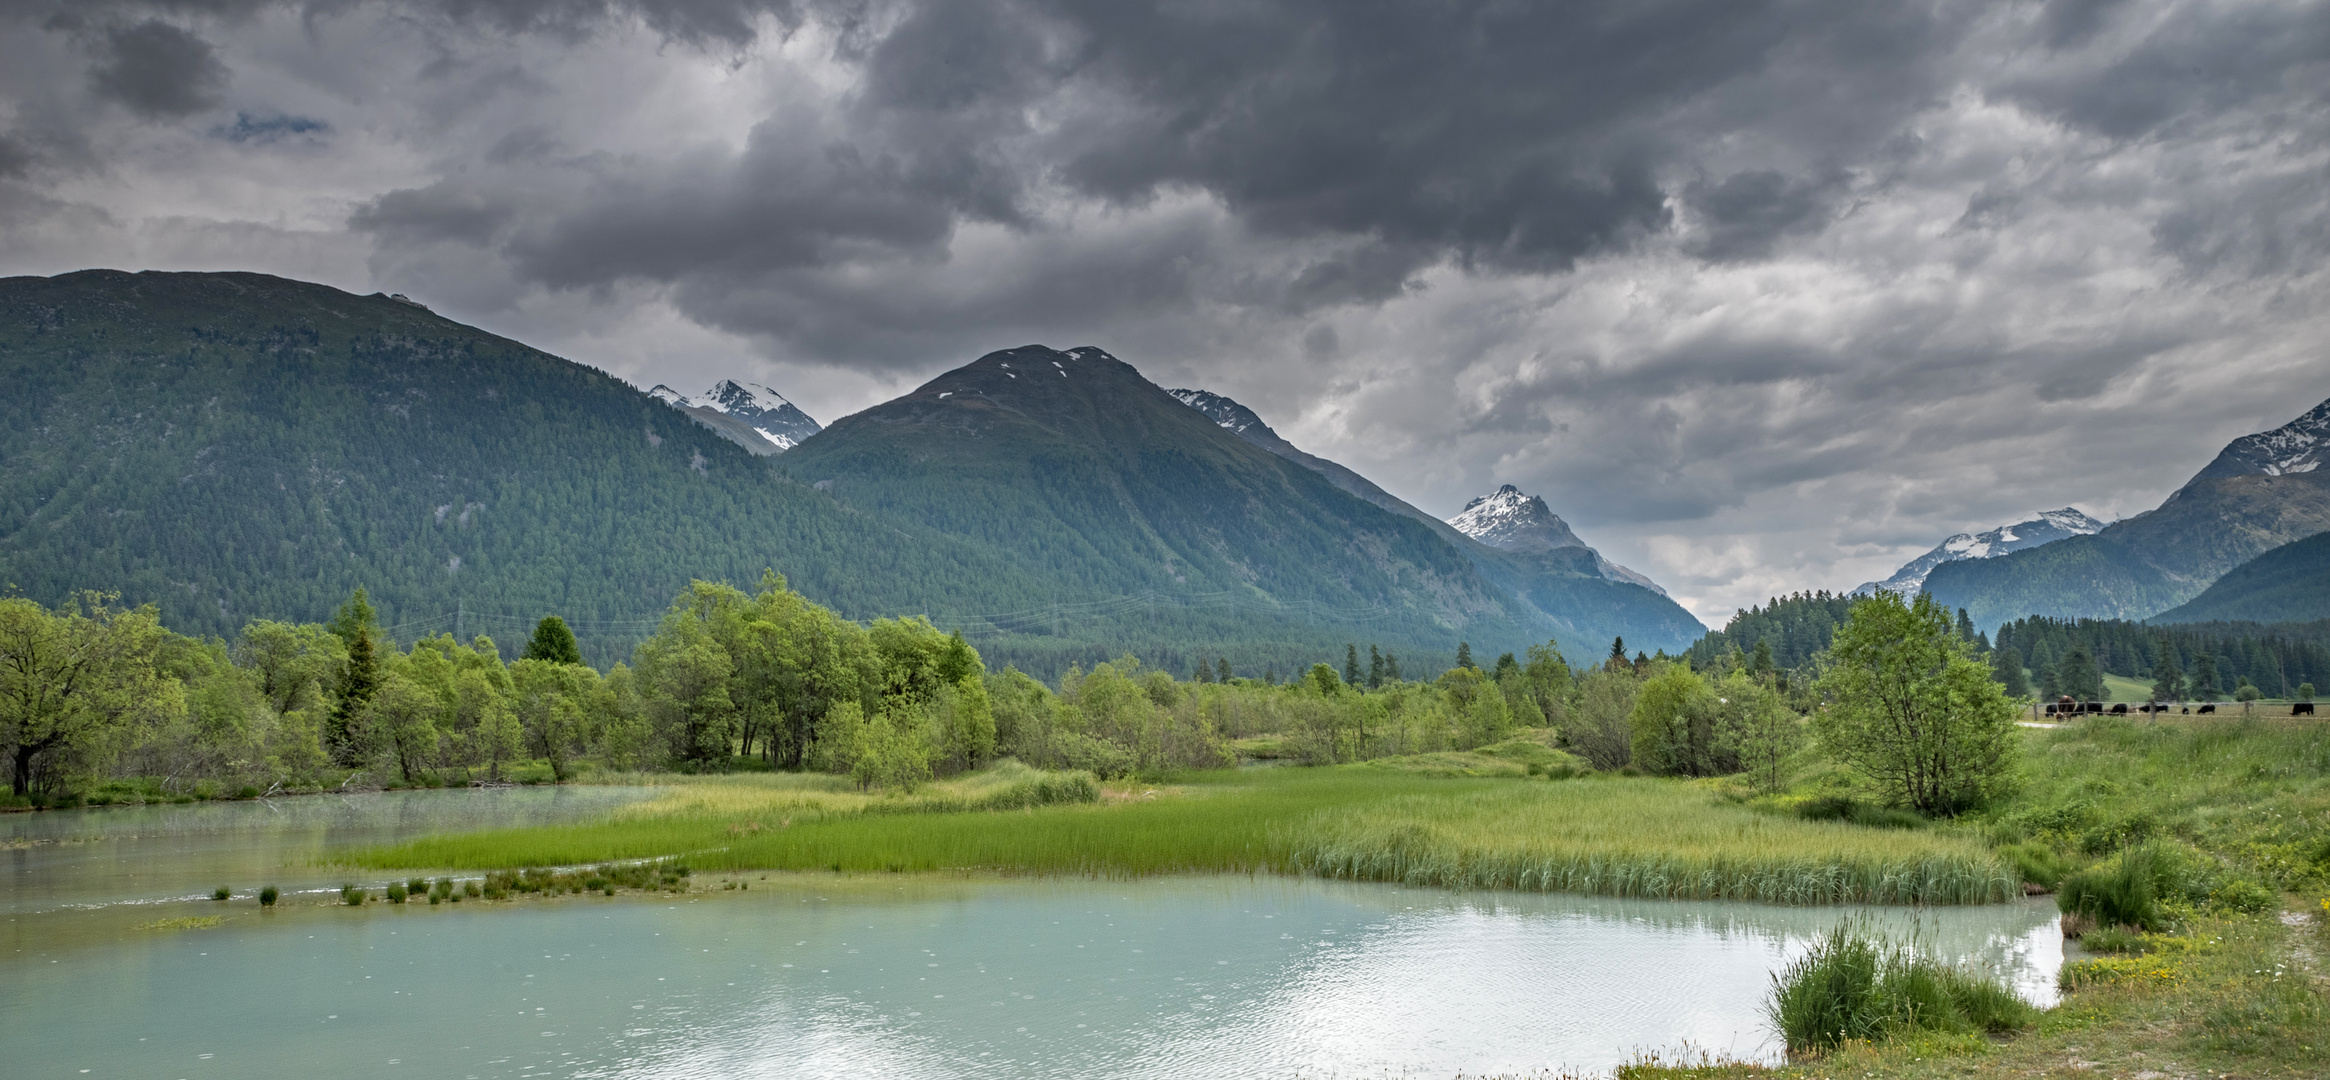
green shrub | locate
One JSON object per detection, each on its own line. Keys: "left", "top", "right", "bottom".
{"left": 385, "top": 882, "right": 407, "bottom": 904}
{"left": 1766, "top": 922, "right": 2037, "bottom": 1054}
{"left": 259, "top": 885, "right": 278, "bottom": 906}
{"left": 233, "top": 785, "right": 261, "bottom": 799}
{"left": 2058, "top": 844, "right": 2173, "bottom": 930}
{"left": 2209, "top": 876, "right": 2278, "bottom": 914}
{"left": 2000, "top": 841, "right": 2073, "bottom": 889}
{"left": 211, "top": 886, "right": 231, "bottom": 901}
{"left": 340, "top": 884, "right": 366, "bottom": 906}
{"left": 2079, "top": 924, "right": 2146, "bottom": 953}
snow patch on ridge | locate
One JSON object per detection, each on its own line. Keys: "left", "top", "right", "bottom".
{"left": 649, "top": 380, "right": 823, "bottom": 452}
{"left": 1857, "top": 508, "right": 2106, "bottom": 597}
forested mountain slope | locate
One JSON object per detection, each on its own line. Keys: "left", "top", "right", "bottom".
{"left": 0, "top": 272, "right": 1712, "bottom": 675}
{"left": 1925, "top": 398, "right": 2330, "bottom": 630}
{"left": 778, "top": 345, "right": 1573, "bottom": 660}
{"left": 2152, "top": 531, "right": 2330, "bottom": 624}
{"left": 0, "top": 271, "right": 1063, "bottom": 665}
{"left": 1164, "top": 389, "right": 1703, "bottom": 653}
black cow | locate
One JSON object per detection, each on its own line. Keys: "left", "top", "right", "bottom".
{"left": 2084, "top": 701, "right": 2106, "bottom": 714}
{"left": 2043, "top": 704, "right": 2058, "bottom": 716}
{"left": 2198, "top": 703, "right": 2217, "bottom": 715}
{"left": 2110, "top": 703, "right": 2128, "bottom": 715}
{"left": 2295, "top": 702, "right": 2317, "bottom": 716}
{"left": 2182, "top": 707, "right": 2191, "bottom": 714}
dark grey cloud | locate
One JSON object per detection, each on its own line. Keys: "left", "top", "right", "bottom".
{"left": 1683, "top": 170, "right": 1837, "bottom": 262}
{"left": 88, "top": 20, "right": 227, "bottom": 118}
{"left": 6, "top": 0, "right": 2330, "bottom": 622}
{"left": 211, "top": 111, "right": 326, "bottom": 142}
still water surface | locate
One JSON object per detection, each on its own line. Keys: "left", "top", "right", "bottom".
{"left": 2, "top": 790, "right": 2065, "bottom": 1079}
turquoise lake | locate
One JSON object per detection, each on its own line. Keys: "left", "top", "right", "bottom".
{"left": 2, "top": 789, "right": 2066, "bottom": 1078}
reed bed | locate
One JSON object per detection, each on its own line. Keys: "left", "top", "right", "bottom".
{"left": 354, "top": 768, "right": 2014, "bottom": 905}
{"left": 1285, "top": 779, "right": 2017, "bottom": 905}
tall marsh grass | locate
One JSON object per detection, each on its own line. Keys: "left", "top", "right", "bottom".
{"left": 1767, "top": 922, "right": 2036, "bottom": 1054}
{"left": 354, "top": 767, "right": 2012, "bottom": 904}
{"left": 1287, "top": 779, "right": 2016, "bottom": 904}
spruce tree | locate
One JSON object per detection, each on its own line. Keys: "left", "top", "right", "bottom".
{"left": 1217, "top": 657, "right": 1230, "bottom": 684}
{"left": 521, "top": 615, "right": 583, "bottom": 665}
{"left": 1367, "top": 645, "right": 1384, "bottom": 689}
{"left": 1345, "top": 644, "right": 1362, "bottom": 688}
{"left": 2190, "top": 652, "right": 2220, "bottom": 700}
{"left": 1456, "top": 641, "right": 1475, "bottom": 670}
{"left": 1750, "top": 638, "right": 1775, "bottom": 681}
{"left": 2055, "top": 645, "right": 2103, "bottom": 702}
{"left": 1956, "top": 608, "right": 1976, "bottom": 642}
{"left": 326, "top": 588, "right": 380, "bottom": 768}
{"left": 1384, "top": 653, "right": 1400, "bottom": 682}
{"left": 1609, "top": 637, "right": 1626, "bottom": 667}
{"left": 1992, "top": 645, "right": 2030, "bottom": 698}
{"left": 2150, "top": 644, "right": 2184, "bottom": 702}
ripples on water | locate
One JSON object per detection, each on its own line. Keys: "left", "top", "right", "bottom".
{"left": 1, "top": 791, "right": 2062, "bottom": 1079}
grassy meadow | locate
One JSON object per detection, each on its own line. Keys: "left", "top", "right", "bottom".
{"left": 354, "top": 761, "right": 2017, "bottom": 904}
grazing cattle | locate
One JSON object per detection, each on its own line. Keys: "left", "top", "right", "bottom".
{"left": 2110, "top": 703, "right": 2128, "bottom": 715}
{"left": 2295, "top": 702, "right": 2317, "bottom": 716}
{"left": 2198, "top": 703, "right": 2217, "bottom": 715}
{"left": 2182, "top": 707, "right": 2192, "bottom": 714}
{"left": 2043, "top": 704, "right": 2058, "bottom": 716}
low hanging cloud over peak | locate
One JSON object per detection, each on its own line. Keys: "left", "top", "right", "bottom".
{"left": 3, "top": 0, "right": 2328, "bottom": 626}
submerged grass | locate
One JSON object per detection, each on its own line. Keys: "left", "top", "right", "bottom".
{"left": 353, "top": 766, "right": 2012, "bottom": 904}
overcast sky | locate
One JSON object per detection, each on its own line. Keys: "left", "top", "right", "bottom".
{"left": 4, "top": 0, "right": 2326, "bottom": 627}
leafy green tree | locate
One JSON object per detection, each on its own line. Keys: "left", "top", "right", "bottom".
{"left": 2299, "top": 682, "right": 2316, "bottom": 701}
{"left": 1521, "top": 642, "right": 1572, "bottom": 727}
{"left": 1629, "top": 664, "right": 1719, "bottom": 775}
{"left": 521, "top": 616, "right": 583, "bottom": 665}
{"left": 1309, "top": 663, "right": 1345, "bottom": 697}
{"left": 1713, "top": 670, "right": 1800, "bottom": 793}
{"left": 1991, "top": 644, "right": 2031, "bottom": 698}
{"left": 2233, "top": 679, "right": 2261, "bottom": 703}
{"left": 459, "top": 666, "right": 522, "bottom": 781}
{"left": 1813, "top": 593, "right": 2020, "bottom": 816}
{"left": 1567, "top": 666, "right": 1638, "bottom": 769}
{"left": 510, "top": 658, "right": 596, "bottom": 781}
{"left": 0, "top": 595, "right": 180, "bottom": 797}
{"left": 365, "top": 672, "right": 444, "bottom": 784}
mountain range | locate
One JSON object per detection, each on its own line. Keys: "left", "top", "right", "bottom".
{"left": 1924, "top": 399, "right": 2330, "bottom": 629}
{"left": 1856, "top": 508, "right": 2107, "bottom": 597}
{"left": 0, "top": 269, "right": 1701, "bottom": 676}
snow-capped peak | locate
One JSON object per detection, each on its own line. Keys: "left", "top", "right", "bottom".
{"left": 1446, "top": 485, "right": 1669, "bottom": 595}
{"left": 649, "top": 379, "right": 823, "bottom": 452}
{"left": 1857, "top": 507, "right": 2105, "bottom": 596}
{"left": 1449, "top": 485, "right": 1587, "bottom": 553}
{"left": 2194, "top": 396, "right": 2330, "bottom": 480}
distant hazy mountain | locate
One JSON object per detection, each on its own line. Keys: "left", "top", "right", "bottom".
{"left": 649, "top": 379, "right": 821, "bottom": 454}
{"left": 2152, "top": 530, "right": 2330, "bottom": 624}
{"left": 1856, "top": 508, "right": 2105, "bottom": 597}
{"left": 1165, "top": 388, "right": 1701, "bottom": 651}
{"left": 1447, "top": 484, "right": 1667, "bottom": 595}
{"left": 1926, "top": 399, "right": 2330, "bottom": 629}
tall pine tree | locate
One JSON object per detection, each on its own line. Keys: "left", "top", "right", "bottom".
{"left": 1344, "top": 644, "right": 1362, "bottom": 688}
{"left": 1992, "top": 645, "right": 2030, "bottom": 698}
{"left": 1367, "top": 645, "right": 1384, "bottom": 690}
{"left": 2150, "top": 640, "right": 2184, "bottom": 702}
{"left": 1456, "top": 641, "right": 1475, "bottom": 670}
{"left": 521, "top": 615, "right": 583, "bottom": 665}
{"left": 326, "top": 587, "right": 379, "bottom": 767}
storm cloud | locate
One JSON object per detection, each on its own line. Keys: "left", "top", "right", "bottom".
{"left": 3, "top": 0, "right": 2327, "bottom": 625}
